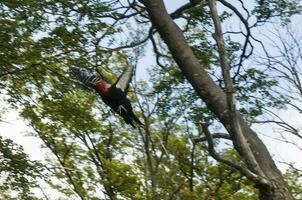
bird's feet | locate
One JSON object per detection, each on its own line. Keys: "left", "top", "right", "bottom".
{"left": 116, "top": 105, "right": 127, "bottom": 115}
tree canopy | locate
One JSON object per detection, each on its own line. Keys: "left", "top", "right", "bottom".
{"left": 0, "top": 0, "right": 302, "bottom": 199}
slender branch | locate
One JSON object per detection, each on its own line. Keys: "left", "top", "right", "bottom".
{"left": 218, "top": 0, "right": 253, "bottom": 71}
{"left": 201, "top": 123, "right": 268, "bottom": 185}
{"left": 0, "top": 70, "right": 15, "bottom": 78}
{"left": 193, "top": 132, "right": 231, "bottom": 143}
{"left": 170, "top": 0, "right": 202, "bottom": 19}
{"left": 278, "top": 161, "right": 302, "bottom": 173}
{"left": 254, "top": 119, "right": 301, "bottom": 139}
{"left": 208, "top": 0, "right": 267, "bottom": 180}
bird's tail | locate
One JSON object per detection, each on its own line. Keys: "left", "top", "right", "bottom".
{"left": 123, "top": 111, "right": 144, "bottom": 129}
{"left": 131, "top": 113, "right": 144, "bottom": 129}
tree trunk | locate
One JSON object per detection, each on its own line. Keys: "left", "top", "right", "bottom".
{"left": 141, "top": 0, "right": 294, "bottom": 199}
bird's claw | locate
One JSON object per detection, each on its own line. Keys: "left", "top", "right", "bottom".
{"left": 117, "top": 105, "right": 127, "bottom": 115}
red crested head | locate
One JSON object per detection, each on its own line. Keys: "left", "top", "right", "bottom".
{"left": 95, "top": 79, "right": 109, "bottom": 95}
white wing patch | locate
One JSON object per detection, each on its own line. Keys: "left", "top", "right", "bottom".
{"left": 115, "top": 65, "right": 134, "bottom": 93}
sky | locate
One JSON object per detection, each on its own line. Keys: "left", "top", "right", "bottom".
{"left": 0, "top": 0, "right": 301, "bottom": 198}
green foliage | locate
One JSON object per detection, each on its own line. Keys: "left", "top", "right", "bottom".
{"left": 253, "top": 0, "right": 301, "bottom": 23}
{"left": 284, "top": 165, "right": 302, "bottom": 199}
{"left": 0, "top": 136, "right": 41, "bottom": 199}
{"left": 235, "top": 68, "right": 287, "bottom": 121}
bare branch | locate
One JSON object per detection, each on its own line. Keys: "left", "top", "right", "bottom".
{"left": 209, "top": 0, "right": 267, "bottom": 179}
{"left": 170, "top": 0, "right": 202, "bottom": 19}
{"left": 200, "top": 123, "right": 268, "bottom": 185}
{"left": 193, "top": 132, "right": 231, "bottom": 143}
{"left": 218, "top": 0, "right": 253, "bottom": 75}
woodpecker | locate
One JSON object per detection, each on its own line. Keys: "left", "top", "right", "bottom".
{"left": 72, "top": 66, "right": 143, "bottom": 128}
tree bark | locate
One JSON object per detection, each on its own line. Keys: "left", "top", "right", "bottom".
{"left": 141, "top": 0, "right": 294, "bottom": 199}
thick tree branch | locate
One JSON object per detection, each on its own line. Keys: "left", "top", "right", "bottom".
{"left": 142, "top": 0, "right": 293, "bottom": 198}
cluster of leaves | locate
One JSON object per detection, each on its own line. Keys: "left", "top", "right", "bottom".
{"left": 0, "top": 136, "right": 41, "bottom": 199}
{"left": 253, "top": 0, "right": 302, "bottom": 23}
{"left": 235, "top": 68, "right": 287, "bottom": 121}
{"left": 284, "top": 165, "right": 302, "bottom": 199}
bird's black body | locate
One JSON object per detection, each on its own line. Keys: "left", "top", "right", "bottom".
{"left": 97, "top": 84, "right": 142, "bottom": 128}
{"left": 72, "top": 66, "right": 143, "bottom": 128}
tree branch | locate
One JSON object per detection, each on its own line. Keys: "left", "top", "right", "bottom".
{"left": 218, "top": 0, "right": 253, "bottom": 72}
{"left": 208, "top": 0, "right": 267, "bottom": 180}
{"left": 193, "top": 132, "right": 231, "bottom": 143}
{"left": 200, "top": 123, "right": 267, "bottom": 185}
{"left": 142, "top": 0, "right": 291, "bottom": 197}
{"left": 170, "top": 0, "right": 203, "bottom": 19}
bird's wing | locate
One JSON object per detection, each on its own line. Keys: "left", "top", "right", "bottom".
{"left": 114, "top": 65, "right": 134, "bottom": 93}
{"left": 72, "top": 67, "right": 101, "bottom": 89}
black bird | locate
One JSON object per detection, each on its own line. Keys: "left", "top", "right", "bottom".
{"left": 73, "top": 66, "right": 143, "bottom": 128}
